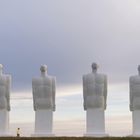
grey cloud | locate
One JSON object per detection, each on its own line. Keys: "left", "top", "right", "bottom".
{"left": 0, "top": 0, "right": 140, "bottom": 90}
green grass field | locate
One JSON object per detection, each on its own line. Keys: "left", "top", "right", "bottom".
{"left": 0, "top": 137, "right": 140, "bottom": 140}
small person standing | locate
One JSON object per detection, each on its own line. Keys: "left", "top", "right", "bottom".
{"left": 17, "top": 128, "right": 20, "bottom": 137}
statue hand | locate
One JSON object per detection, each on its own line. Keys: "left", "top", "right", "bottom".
{"left": 53, "top": 105, "right": 56, "bottom": 111}
{"left": 7, "top": 105, "right": 10, "bottom": 111}
{"left": 130, "top": 104, "right": 133, "bottom": 111}
{"left": 84, "top": 103, "right": 86, "bottom": 110}
{"left": 104, "top": 104, "right": 107, "bottom": 110}
{"left": 34, "top": 105, "right": 37, "bottom": 111}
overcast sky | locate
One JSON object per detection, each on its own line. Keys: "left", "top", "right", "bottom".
{"left": 1, "top": 0, "right": 140, "bottom": 90}
{"left": 0, "top": 0, "right": 140, "bottom": 136}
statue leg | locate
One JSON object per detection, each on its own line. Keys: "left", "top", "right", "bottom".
{"left": 33, "top": 109, "right": 54, "bottom": 137}
{"left": 132, "top": 110, "right": 140, "bottom": 136}
{"left": 85, "top": 108, "right": 107, "bottom": 137}
{"left": 0, "top": 109, "right": 9, "bottom": 135}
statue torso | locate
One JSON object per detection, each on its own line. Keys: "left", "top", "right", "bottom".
{"left": 83, "top": 73, "right": 106, "bottom": 109}
{"left": 32, "top": 75, "right": 54, "bottom": 110}
{"left": 84, "top": 73, "right": 105, "bottom": 96}
{"left": 130, "top": 76, "right": 140, "bottom": 97}
{"left": 32, "top": 76, "right": 53, "bottom": 98}
{"left": 0, "top": 75, "right": 10, "bottom": 110}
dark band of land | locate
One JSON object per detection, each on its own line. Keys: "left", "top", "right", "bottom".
{"left": 0, "top": 137, "right": 140, "bottom": 140}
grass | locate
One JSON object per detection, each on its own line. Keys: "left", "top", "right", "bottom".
{"left": 0, "top": 137, "right": 140, "bottom": 140}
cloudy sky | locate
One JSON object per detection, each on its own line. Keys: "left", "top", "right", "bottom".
{"left": 0, "top": 0, "right": 140, "bottom": 136}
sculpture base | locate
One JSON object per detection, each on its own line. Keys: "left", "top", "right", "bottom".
{"left": 130, "top": 134, "right": 140, "bottom": 137}
{"left": 31, "top": 133, "right": 55, "bottom": 137}
{"left": 0, "top": 133, "right": 12, "bottom": 137}
{"left": 0, "top": 110, "right": 9, "bottom": 135}
{"left": 86, "top": 108, "right": 106, "bottom": 136}
{"left": 132, "top": 110, "right": 140, "bottom": 136}
{"left": 84, "top": 133, "right": 108, "bottom": 137}
{"left": 34, "top": 109, "right": 53, "bottom": 136}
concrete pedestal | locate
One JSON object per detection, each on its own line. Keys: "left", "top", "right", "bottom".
{"left": 0, "top": 110, "right": 9, "bottom": 136}
{"left": 132, "top": 110, "right": 140, "bottom": 137}
{"left": 32, "top": 109, "right": 54, "bottom": 137}
{"left": 85, "top": 108, "right": 107, "bottom": 137}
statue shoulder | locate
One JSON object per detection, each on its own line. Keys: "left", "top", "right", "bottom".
{"left": 83, "top": 73, "right": 91, "bottom": 82}
{"left": 52, "top": 76, "right": 56, "bottom": 82}
{"left": 83, "top": 74, "right": 87, "bottom": 79}
{"left": 129, "top": 75, "right": 140, "bottom": 82}
{"left": 130, "top": 75, "right": 140, "bottom": 83}
{"left": 33, "top": 75, "right": 55, "bottom": 86}
{"left": 32, "top": 77, "right": 42, "bottom": 85}
{"left": 45, "top": 75, "right": 55, "bottom": 83}
{"left": 5, "top": 75, "right": 11, "bottom": 82}
{"left": 0, "top": 74, "right": 11, "bottom": 85}
{"left": 83, "top": 73, "right": 93, "bottom": 78}
{"left": 95, "top": 73, "right": 107, "bottom": 80}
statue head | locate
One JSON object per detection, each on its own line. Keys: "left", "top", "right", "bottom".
{"left": 40, "top": 65, "right": 47, "bottom": 76}
{"left": 91, "top": 62, "right": 98, "bottom": 73}
{"left": 40, "top": 65, "right": 47, "bottom": 72}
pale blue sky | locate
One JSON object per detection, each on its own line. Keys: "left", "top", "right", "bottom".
{"left": 0, "top": 0, "right": 140, "bottom": 136}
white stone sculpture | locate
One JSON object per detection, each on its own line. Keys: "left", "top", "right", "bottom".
{"left": 83, "top": 63, "right": 107, "bottom": 137}
{"left": 129, "top": 65, "right": 140, "bottom": 137}
{"left": 32, "top": 65, "right": 56, "bottom": 137}
{"left": 0, "top": 64, "right": 11, "bottom": 136}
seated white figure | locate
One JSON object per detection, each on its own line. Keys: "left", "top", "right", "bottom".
{"left": 0, "top": 64, "right": 11, "bottom": 111}
{"left": 130, "top": 65, "right": 140, "bottom": 111}
{"left": 32, "top": 65, "right": 56, "bottom": 111}
{"left": 83, "top": 63, "right": 107, "bottom": 111}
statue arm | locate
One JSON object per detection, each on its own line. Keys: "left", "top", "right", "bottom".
{"left": 52, "top": 77, "right": 56, "bottom": 111}
{"left": 32, "top": 82, "right": 37, "bottom": 111}
{"left": 6, "top": 76, "right": 11, "bottom": 111}
{"left": 83, "top": 75, "right": 87, "bottom": 110}
{"left": 129, "top": 78, "right": 133, "bottom": 111}
{"left": 104, "top": 75, "right": 107, "bottom": 110}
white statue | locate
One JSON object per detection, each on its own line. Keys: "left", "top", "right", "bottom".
{"left": 0, "top": 64, "right": 11, "bottom": 135}
{"left": 32, "top": 65, "right": 56, "bottom": 136}
{"left": 130, "top": 65, "right": 140, "bottom": 136}
{"left": 83, "top": 63, "right": 107, "bottom": 137}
